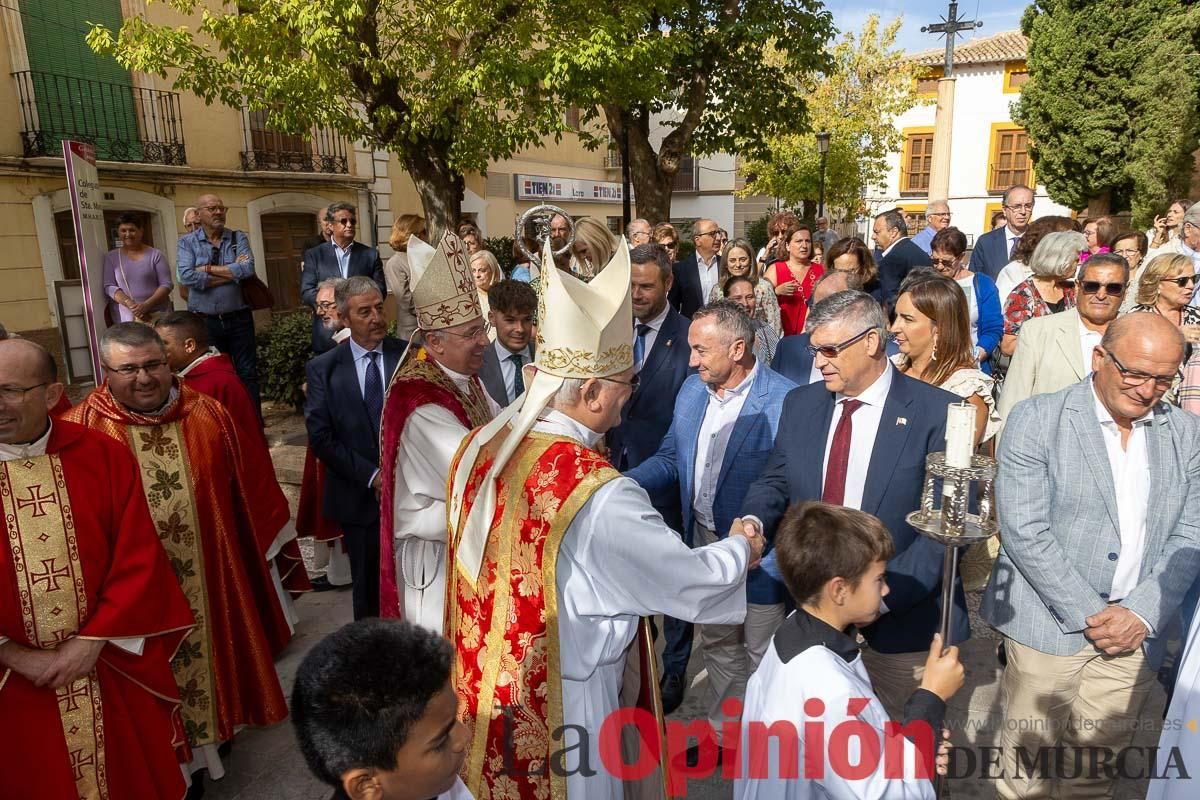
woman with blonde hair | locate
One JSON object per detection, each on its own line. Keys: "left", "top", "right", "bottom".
{"left": 383, "top": 213, "right": 428, "bottom": 341}
{"left": 708, "top": 238, "right": 782, "bottom": 336}
{"left": 1129, "top": 253, "right": 1200, "bottom": 406}
{"left": 653, "top": 222, "right": 680, "bottom": 263}
{"left": 570, "top": 217, "right": 618, "bottom": 278}
{"left": 470, "top": 249, "right": 503, "bottom": 326}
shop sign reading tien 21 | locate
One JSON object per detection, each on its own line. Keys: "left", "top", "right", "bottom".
{"left": 515, "top": 174, "right": 633, "bottom": 203}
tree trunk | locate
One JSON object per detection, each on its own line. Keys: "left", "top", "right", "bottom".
{"left": 1086, "top": 191, "right": 1112, "bottom": 217}
{"left": 603, "top": 104, "right": 681, "bottom": 226}
{"left": 402, "top": 139, "right": 464, "bottom": 240}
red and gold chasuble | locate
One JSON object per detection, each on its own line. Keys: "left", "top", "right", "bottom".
{"left": 445, "top": 429, "right": 620, "bottom": 800}
{"left": 378, "top": 357, "right": 492, "bottom": 618}
{"left": 0, "top": 421, "right": 194, "bottom": 800}
{"left": 65, "top": 385, "right": 291, "bottom": 749}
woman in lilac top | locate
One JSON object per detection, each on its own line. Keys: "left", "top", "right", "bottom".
{"left": 103, "top": 213, "right": 173, "bottom": 323}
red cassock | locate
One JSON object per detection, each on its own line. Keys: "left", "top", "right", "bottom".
{"left": 65, "top": 383, "right": 292, "bottom": 750}
{"left": 181, "top": 353, "right": 311, "bottom": 595}
{"left": 0, "top": 421, "right": 195, "bottom": 800}
{"left": 297, "top": 444, "right": 343, "bottom": 544}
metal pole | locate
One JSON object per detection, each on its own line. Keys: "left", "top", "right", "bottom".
{"left": 939, "top": 545, "right": 957, "bottom": 649}
{"left": 818, "top": 150, "right": 827, "bottom": 221}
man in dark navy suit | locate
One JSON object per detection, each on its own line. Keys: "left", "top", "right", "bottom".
{"left": 771, "top": 270, "right": 861, "bottom": 385}
{"left": 741, "top": 290, "right": 965, "bottom": 719}
{"left": 872, "top": 209, "right": 931, "bottom": 310}
{"left": 305, "top": 276, "right": 404, "bottom": 619}
{"left": 607, "top": 242, "right": 695, "bottom": 711}
{"left": 969, "top": 184, "right": 1035, "bottom": 280}
{"left": 669, "top": 218, "right": 723, "bottom": 318}
{"left": 301, "top": 202, "right": 386, "bottom": 354}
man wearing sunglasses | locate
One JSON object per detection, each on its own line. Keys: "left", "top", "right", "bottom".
{"left": 1000, "top": 253, "right": 1128, "bottom": 422}
{"left": 740, "top": 290, "right": 964, "bottom": 720}
{"left": 301, "top": 201, "right": 386, "bottom": 354}
{"left": 983, "top": 313, "right": 1200, "bottom": 799}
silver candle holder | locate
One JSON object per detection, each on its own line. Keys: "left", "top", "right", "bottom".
{"left": 905, "top": 452, "right": 999, "bottom": 643}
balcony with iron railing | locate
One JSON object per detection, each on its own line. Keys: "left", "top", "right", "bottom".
{"left": 13, "top": 70, "right": 187, "bottom": 165}
{"left": 673, "top": 157, "right": 699, "bottom": 192}
{"left": 604, "top": 150, "right": 623, "bottom": 169}
{"left": 240, "top": 111, "right": 349, "bottom": 174}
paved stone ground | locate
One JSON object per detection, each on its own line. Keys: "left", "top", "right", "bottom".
{"left": 202, "top": 405, "right": 1169, "bottom": 800}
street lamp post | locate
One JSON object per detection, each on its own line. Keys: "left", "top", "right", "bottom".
{"left": 816, "top": 131, "right": 831, "bottom": 221}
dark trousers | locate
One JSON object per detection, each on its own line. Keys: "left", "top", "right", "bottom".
{"left": 663, "top": 617, "right": 694, "bottom": 677}
{"left": 342, "top": 522, "right": 380, "bottom": 620}
{"left": 203, "top": 309, "right": 261, "bottom": 414}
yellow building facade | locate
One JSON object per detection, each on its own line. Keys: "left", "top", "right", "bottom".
{"left": 0, "top": 0, "right": 631, "bottom": 385}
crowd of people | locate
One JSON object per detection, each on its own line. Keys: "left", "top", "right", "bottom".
{"left": 7, "top": 185, "right": 1200, "bottom": 800}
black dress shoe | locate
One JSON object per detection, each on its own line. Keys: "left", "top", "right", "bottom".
{"left": 310, "top": 575, "right": 337, "bottom": 592}
{"left": 185, "top": 776, "right": 205, "bottom": 800}
{"left": 660, "top": 672, "right": 686, "bottom": 715}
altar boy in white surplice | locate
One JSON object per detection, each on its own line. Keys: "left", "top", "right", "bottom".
{"left": 445, "top": 240, "right": 765, "bottom": 800}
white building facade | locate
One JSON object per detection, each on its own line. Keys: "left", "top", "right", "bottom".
{"left": 866, "top": 31, "right": 1071, "bottom": 248}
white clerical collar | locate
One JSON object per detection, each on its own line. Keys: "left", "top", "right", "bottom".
{"left": 836, "top": 361, "right": 893, "bottom": 407}
{"left": 142, "top": 386, "right": 181, "bottom": 418}
{"left": 0, "top": 419, "right": 52, "bottom": 461}
{"left": 534, "top": 408, "right": 604, "bottom": 449}
{"left": 178, "top": 347, "right": 221, "bottom": 377}
{"left": 332, "top": 328, "right": 351, "bottom": 344}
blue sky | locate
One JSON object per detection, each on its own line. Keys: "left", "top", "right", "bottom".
{"left": 824, "top": 0, "right": 1029, "bottom": 55}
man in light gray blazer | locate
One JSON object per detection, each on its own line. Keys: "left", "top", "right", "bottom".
{"left": 998, "top": 254, "right": 1128, "bottom": 423}
{"left": 982, "top": 312, "right": 1200, "bottom": 799}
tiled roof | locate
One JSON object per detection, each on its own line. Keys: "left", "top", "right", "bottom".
{"left": 909, "top": 30, "right": 1028, "bottom": 67}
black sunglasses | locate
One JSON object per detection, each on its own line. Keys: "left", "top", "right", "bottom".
{"left": 806, "top": 327, "right": 874, "bottom": 359}
{"left": 1080, "top": 280, "right": 1127, "bottom": 295}
{"left": 1163, "top": 275, "right": 1198, "bottom": 288}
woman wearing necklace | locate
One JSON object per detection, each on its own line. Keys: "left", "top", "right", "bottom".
{"left": 103, "top": 213, "right": 173, "bottom": 324}
{"left": 764, "top": 224, "right": 824, "bottom": 336}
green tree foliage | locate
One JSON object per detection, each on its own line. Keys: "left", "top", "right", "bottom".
{"left": 88, "top": 0, "right": 645, "bottom": 235}
{"left": 1016, "top": 0, "right": 1200, "bottom": 223}
{"left": 256, "top": 309, "right": 314, "bottom": 410}
{"left": 564, "top": 0, "right": 834, "bottom": 224}
{"left": 739, "top": 16, "right": 917, "bottom": 220}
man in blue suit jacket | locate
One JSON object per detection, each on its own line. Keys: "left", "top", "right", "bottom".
{"left": 771, "top": 271, "right": 864, "bottom": 385}
{"left": 740, "top": 290, "right": 965, "bottom": 720}
{"left": 300, "top": 202, "right": 386, "bottom": 353}
{"left": 628, "top": 301, "right": 795, "bottom": 748}
{"left": 305, "top": 277, "right": 403, "bottom": 620}
{"left": 969, "top": 184, "right": 1035, "bottom": 280}
{"left": 606, "top": 243, "right": 695, "bottom": 708}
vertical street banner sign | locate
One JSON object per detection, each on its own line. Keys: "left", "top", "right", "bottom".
{"left": 62, "top": 140, "right": 109, "bottom": 381}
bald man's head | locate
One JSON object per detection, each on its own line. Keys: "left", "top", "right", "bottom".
{"left": 0, "top": 338, "right": 63, "bottom": 444}
{"left": 1092, "top": 312, "right": 1185, "bottom": 424}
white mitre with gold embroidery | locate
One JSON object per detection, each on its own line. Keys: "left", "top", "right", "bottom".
{"left": 450, "top": 239, "right": 633, "bottom": 581}
{"left": 407, "top": 232, "right": 480, "bottom": 331}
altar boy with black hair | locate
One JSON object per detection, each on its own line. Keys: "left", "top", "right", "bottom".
{"left": 735, "top": 503, "right": 961, "bottom": 799}
{"left": 292, "top": 619, "right": 474, "bottom": 800}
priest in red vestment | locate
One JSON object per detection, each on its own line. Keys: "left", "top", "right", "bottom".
{"left": 378, "top": 232, "right": 497, "bottom": 629}
{"left": 65, "top": 323, "right": 294, "bottom": 786}
{"left": 0, "top": 338, "right": 195, "bottom": 800}
{"left": 156, "top": 311, "right": 311, "bottom": 598}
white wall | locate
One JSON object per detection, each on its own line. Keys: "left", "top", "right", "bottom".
{"left": 866, "top": 62, "right": 1071, "bottom": 246}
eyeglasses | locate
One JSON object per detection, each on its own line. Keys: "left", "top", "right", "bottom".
{"left": 927, "top": 212, "right": 951, "bottom": 219}
{"left": 1163, "top": 275, "right": 1198, "bottom": 288}
{"left": 695, "top": 230, "right": 720, "bottom": 239}
{"left": 316, "top": 301, "right": 337, "bottom": 312}
{"left": 601, "top": 374, "right": 641, "bottom": 390}
{"left": 440, "top": 326, "right": 489, "bottom": 342}
{"left": 0, "top": 382, "right": 49, "bottom": 403}
{"left": 199, "top": 205, "right": 226, "bottom": 213}
{"left": 929, "top": 256, "right": 958, "bottom": 271}
{"left": 1106, "top": 351, "right": 1175, "bottom": 390}
{"left": 103, "top": 360, "right": 170, "bottom": 378}
{"left": 333, "top": 218, "right": 356, "bottom": 226}
{"left": 1113, "top": 248, "right": 1142, "bottom": 259}
{"left": 660, "top": 241, "right": 678, "bottom": 249}
{"left": 1003, "top": 203, "right": 1034, "bottom": 212}
{"left": 1080, "top": 280, "right": 1127, "bottom": 295}
{"left": 807, "top": 327, "right": 875, "bottom": 359}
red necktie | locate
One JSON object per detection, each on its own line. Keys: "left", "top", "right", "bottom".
{"left": 822, "top": 399, "right": 864, "bottom": 506}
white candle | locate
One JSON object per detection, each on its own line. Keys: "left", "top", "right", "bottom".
{"left": 945, "top": 402, "right": 976, "bottom": 469}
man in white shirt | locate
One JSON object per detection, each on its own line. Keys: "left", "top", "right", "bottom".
{"left": 672, "top": 218, "right": 723, "bottom": 317}
{"left": 970, "top": 184, "right": 1035, "bottom": 280}
{"left": 982, "top": 312, "right": 1200, "bottom": 799}
{"left": 627, "top": 301, "right": 796, "bottom": 762}
{"left": 478, "top": 280, "right": 536, "bottom": 406}
{"left": 999, "top": 254, "right": 1128, "bottom": 423}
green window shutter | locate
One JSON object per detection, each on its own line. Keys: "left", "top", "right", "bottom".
{"left": 23, "top": 0, "right": 142, "bottom": 160}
